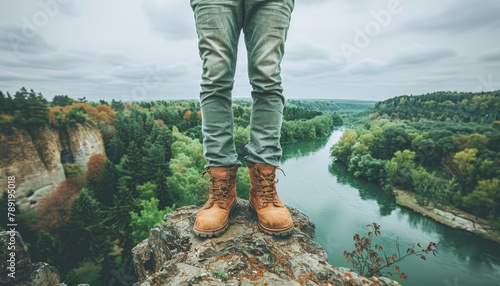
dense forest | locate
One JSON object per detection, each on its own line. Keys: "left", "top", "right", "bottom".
{"left": 0, "top": 88, "right": 343, "bottom": 284}
{"left": 287, "top": 99, "right": 376, "bottom": 113}
{"left": 331, "top": 91, "right": 500, "bottom": 233}
{"left": 373, "top": 91, "right": 500, "bottom": 123}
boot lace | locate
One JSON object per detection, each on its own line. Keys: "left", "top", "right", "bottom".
{"left": 254, "top": 167, "right": 285, "bottom": 205}
{"left": 202, "top": 169, "right": 233, "bottom": 206}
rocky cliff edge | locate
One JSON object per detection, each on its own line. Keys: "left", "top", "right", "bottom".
{"left": 132, "top": 199, "right": 400, "bottom": 286}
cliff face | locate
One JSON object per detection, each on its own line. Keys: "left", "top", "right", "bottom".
{"left": 132, "top": 199, "right": 400, "bottom": 286}
{"left": 0, "top": 124, "right": 105, "bottom": 209}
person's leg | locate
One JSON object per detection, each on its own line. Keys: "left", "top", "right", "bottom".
{"left": 243, "top": 0, "right": 295, "bottom": 236}
{"left": 190, "top": 0, "right": 243, "bottom": 237}
{"left": 191, "top": 0, "right": 243, "bottom": 168}
{"left": 243, "top": 0, "right": 294, "bottom": 166}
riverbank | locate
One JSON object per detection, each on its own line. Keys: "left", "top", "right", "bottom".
{"left": 394, "top": 189, "right": 500, "bottom": 244}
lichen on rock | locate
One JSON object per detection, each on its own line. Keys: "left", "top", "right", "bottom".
{"left": 132, "top": 199, "right": 401, "bottom": 286}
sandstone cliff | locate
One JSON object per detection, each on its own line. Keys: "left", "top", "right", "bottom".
{"left": 132, "top": 199, "right": 400, "bottom": 286}
{"left": 0, "top": 124, "right": 105, "bottom": 209}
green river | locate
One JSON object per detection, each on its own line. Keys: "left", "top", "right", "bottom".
{"left": 279, "top": 129, "right": 500, "bottom": 286}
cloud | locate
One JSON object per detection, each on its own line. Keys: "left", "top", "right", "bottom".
{"left": 295, "top": 0, "right": 330, "bottom": 7}
{"left": 57, "top": 1, "right": 82, "bottom": 17}
{"left": 0, "top": 71, "right": 31, "bottom": 83}
{"left": 1, "top": 0, "right": 499, "bottom": 101}
{"left": 286, "top": 40, "right": 331, "bottom": 62}
{"left": 344, "top": 46, "right": 458, "bottom": 76}
{"left": 387, "top": 45, "right": 458, "bottom": 67}
{"left": 0, "top": 50, "right": 91, "bottom": 74}
{"left": 108, "top": 62, "right": 190, "bottom": 82}
{"left": 281, "top": 41, "right": 347, "bottom": 83}
{"left": 478, "top": 48, "right": 500, "bottom": 62}
{"left": 403, "top": 0, "right": 500, "bottom": 33}
{"left": 142, "top": 0, "right": 197, "bottom": 41}
{"left": 415, "top": 74, "right": 468, "bottom": 85}
{"left": 97, "top": 50, "right": 132, "bottom": 67}
{"left": 0, "top": 24, "right": 55, "bottom": 55}
{"left": 347, "top": 58, "right": 385, "bottom": 75}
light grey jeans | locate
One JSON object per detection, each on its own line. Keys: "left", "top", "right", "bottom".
{"left": 191, "top": 0, "right": 294, "bottom": 167}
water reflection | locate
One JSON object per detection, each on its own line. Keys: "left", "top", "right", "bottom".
{"left": 330, "top": 159, "right": 500, "bottom": 272}
{"left": 281, "top": 129, "right": 500, "bottom": 286}
{"left": 328, "top": 161, "right": 397, "bottom": 217}
{"left": 281, "top": 136, "right": 329, "bottom": 163}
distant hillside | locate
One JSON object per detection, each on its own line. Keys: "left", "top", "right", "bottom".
{"left": 373, "top": 91, "right": 500, "bottom": 123}
{"left": 331, "top": 90, "right": 500, "bottom": 240}
{"left": 287, "top": 99, "right": 376, "bottom": 113}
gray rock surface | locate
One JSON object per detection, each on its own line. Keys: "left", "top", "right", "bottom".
{"left": 132, "top": 199, "right": 401, "bottom": 286}
{"left": 0, "top": 231, "right": 62, "bottom": 286}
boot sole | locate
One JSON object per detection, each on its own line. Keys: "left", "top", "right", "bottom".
{"left": 248, "top": 202, "right": 294, "bottom": 237}
{"left": 193, "top": 201, "right": 237, "bottom": 238}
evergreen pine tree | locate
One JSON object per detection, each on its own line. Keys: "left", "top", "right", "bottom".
{"left": 119, "top": 142, "right": 143, "bottom": 194}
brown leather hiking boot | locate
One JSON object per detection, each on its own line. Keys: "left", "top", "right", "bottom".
{"left": 193, "top": 166, "right": 238, "bottom": 238}
{"left": 248, "top": 163, "right": 293, "bottom": 236}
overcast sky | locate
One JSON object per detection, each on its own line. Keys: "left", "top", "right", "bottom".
{"left": 1, "top": 0, "right": 499, "bottom": 102}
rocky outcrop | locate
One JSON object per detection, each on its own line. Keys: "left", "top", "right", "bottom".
{"left": 132, "top": 199, "right": 400, "bottom": 286}
{"left": 0, "top": 230, "right": 62, "bottom": 286}
{"left": 0, "top": 124, "right": 105, "bottom": 209}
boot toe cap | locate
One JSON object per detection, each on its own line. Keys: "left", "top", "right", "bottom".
{"left": 259, "top": 207, "right": 293, "bottom": 230}
{"left": 194, "top": 210, "right": 229, "bottom": 232}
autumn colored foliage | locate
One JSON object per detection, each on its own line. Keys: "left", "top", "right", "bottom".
{"left": 49, "top": 103, "right": 116, "bottom": 125}
{"left": 86, "top": 153, "right": 107, "bottom": 184}
{"left": 36, "top": 177, "right": 83, "bottom": 233}
{"left": 343, "top": 222, "right": 439, "bottom": 280}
